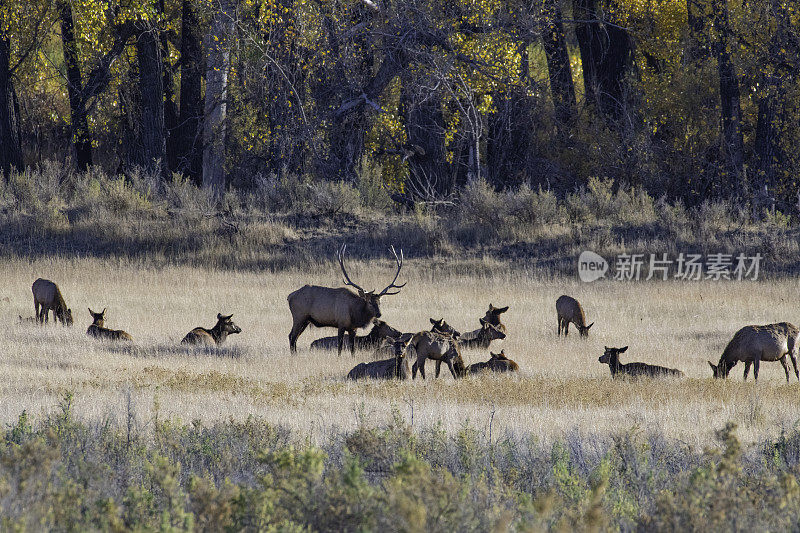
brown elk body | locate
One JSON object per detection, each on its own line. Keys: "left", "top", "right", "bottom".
{"left": 407, "top": 331, "right": 466, "bottom": 379}
{"left": 86, "top": 308, "right": 134, "bottom": 341}
{"left": 181, "top": 313, "right": 242, "bottom": 346}
{"left": 468, "top": 350, "right": 519, "bottom": 374}
{"left": 599, "top": 346, "right": 683, "bottom": 378}
{"left": 459, "top": 319, "right": 506, "bottom": 349}
{"left": 556, "top": 295, "right": 593, "bottom": 337}
{"left": 372, "top": 320, "right": 459, "bottom": 359}
{"left": 482, "top": 304, "right": 509, "bottom": 333}
{"left": 347, "top": 337, "right": 412, "bottom": 380}
{"left": 288, "top": 245, "right": 405, "bottom": 355}
{"left": 709, "top": 322, "right": 799, "bottom": 381}
{"left": 310, "top": 319, "right": 402, "bottom": 351}
{"left": 32, "top": 278, "right": 73, "bottom": 326}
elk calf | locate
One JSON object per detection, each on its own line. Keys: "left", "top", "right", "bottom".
{"left": 482, "top": 304, "right": 509, "bottom": 333}
{"left": 599, "top": 346, "right": 683, "bottom": 378}
{"left": 407, "top": 331, "right": 466, "bottom": 380}
{"left": 182, "top": 313, "right": 241, "bottom": 346}
{"left": 311, "top": 319, "right": 402, "bottom": 351}
{"left": 32, "top": 278, "right": 73, "bottom": 326}
{"left": 86, "top": 308, "right": 133, "bottom": 342}
{"left": 347, "top": 337, "right": 413, "bottom": 380}
{"left": 468, "top": 350, "right": 519, "bottom": 374}
{"left": 459, "top": 319, "right": 506, "bottom": 349}
{"left": 556, "top": 295, "right": 592, "bottom": 337}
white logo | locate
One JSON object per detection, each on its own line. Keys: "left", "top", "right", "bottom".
{"left": 578, "top": 251, "right": 608, "bottom": 282}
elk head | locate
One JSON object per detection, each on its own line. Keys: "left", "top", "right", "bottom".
{"left": 338, "top": 244, "right": 406, "bottom": 318}
{"left": 216, "top": 313, "right": 242, "bottom": 336}
{"left": 708, "top": 360, "right": 729, "bottom": 379}
{"left": 430, "top": 318, "right": 461, "bottom": 338}
{"left": 88, "top": 307, "right": 106, "bottom": 327}
{"left": 577, "top": 322, "right": 594, "bottom": 337}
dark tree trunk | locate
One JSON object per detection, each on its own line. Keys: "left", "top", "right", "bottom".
{"left": 177, "top": 0, "right": 203, "bottom": 184}
{"left": 401, "top": 79, "right": 450, "bottom": 197}
{"left": 541, "top": 0, "right": 576, "bottom": 123}
{"left": 711, "top": 0, "right": 745, "bottom": 194}
{"left": 159, "top": 0, "right": 178, "bottom": 173}
{"left": 685, "top": 0, "right": 708, "bottom": 62}
{"left": 136, "top": 22, "right": 168, "bottom": 178}
{"left": 573, "top": 0, "right": 632, "bottom": 118}
{"left": 0, "top": 23, "right": 22, "bottom": 177}
{"left": 59, "top": 0, "right": 92, "bottom": 171}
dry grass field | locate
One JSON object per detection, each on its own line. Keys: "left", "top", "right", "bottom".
{"left": 2, "top": 255, "right": 799, "bottom": 449}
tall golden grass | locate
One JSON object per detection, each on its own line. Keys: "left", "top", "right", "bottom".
{"left": 2, "top": 256, "right": 799, "bottom": 447}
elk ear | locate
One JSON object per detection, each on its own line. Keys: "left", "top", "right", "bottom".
{"left": 619, "top": 346, "right": 628, "bottom": 352}
{"left": 88, "top": 308, "right": 93, "bottom": 316}
{"left": 587, "top": 322, "right": 594, "bottom": 330}
{"left": 102, "top": 307, "right": 107, "bottom": 315}
{"left": 217, "top": 313, "right": 223, "bottom": 320}
{"left": 430, "top": 318, "right": 437, "bottom": 325}
{"left": 708, "top": 361, "right": 717, "bottom": 371}
{"left": 496, "top": 306, "right": 509, "bottom": 314}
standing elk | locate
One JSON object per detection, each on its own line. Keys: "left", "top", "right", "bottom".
{"left": 347, "top": 336, "right": 413, "bottom": 380}
{"left": 407, "top": 331, "right": 466, "bottom": 380}
{"left": 288, "top": 244, "right": 406, "bottom": 356}
{"left": 482, "top": 304, "right": 509, "bottom": 333}
{"left": 32, "top": 278, "right": 73, "bottom": 326}
{"left": 310, "top": 318, "right": 402, "bottom": 351}
{"left": 468, "top": 350, "right": 519, "bottom": 374}
{"left": 599, "top": 346, "right": 683, "bottom": 378}
{"left": 709, "top": 322, "right": 800, "bottom": 381}
{"left": 86, "top": 308, "right": 134, "bottom": 341}
{"left": 181, "top": 313, "right": 242, "bottom": 346}
{"left": 556, "top": 295, "right": 593, "bottom": 337}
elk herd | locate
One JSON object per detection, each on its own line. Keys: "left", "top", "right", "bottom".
{"left": 16, "top": 245, "right": 800, "bottom": 384}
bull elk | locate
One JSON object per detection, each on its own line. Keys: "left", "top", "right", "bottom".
{"left": 709, "top": 322, "right": 800, "bottom": 381}
{"left": 181, "top": 313, "right": 242, "bottom": 346}
{"left": 288, "top": 244, "right": 406, "bottom": 355}
{"left": 468, "top": 350, "right": 519, "bottom": 374}
{"left": 599, "top": 346, "right": 683, "bottom": 378}
{"left": 310, "top": 318, "right": 402, "bottom": 351}
{"left": 556, "top": 295, "right": 593, "bottom": 337}
{"left": 86, "top": 308, "right": 134, "bottom": 342}
{"left": 32, "top": 278, "right": 73, "bottom": 326}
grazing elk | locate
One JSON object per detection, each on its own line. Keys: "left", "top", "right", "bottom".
{"left": 407, "top": 331, "right": 466, "bottom": 380}
{"left": 556, "top": 295, "right": 593, "bottom": 337}
{"left": 599, "top": 346, "right": 684, "bottom": 378}
{"left": 459, "top": 319, "right": 506, "bottom": 349}
{"left": 311, "top": 318, "right": 402, "bottom": 351}
{"left": 709, "top": 322, "right": 799, "bottom": 381}
{"left": 482, "top": 304, "right": 509, "bottom": 333}
{"left": 32, "top": 278, "right": 73, "bottom": 326}
{"left": 288, "top": 244, "right": 406, "bottom": 355}
{"left": 86, "top": 308, "right": 134, "bottom": 341}
{"left": 347, "top": 337, "right": 413, "bottom": 380}
{"left": 468, "top": 350, "right": 519, "bottom": 374}
{"left": 181, "top": 313, "right": 242, "bottom": 346}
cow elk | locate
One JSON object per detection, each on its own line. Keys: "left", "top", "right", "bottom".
{"left": 556, "top": 295, "right": 592, "bottom": 337}
{"left": 407, "top": 331, "right": 466, "bottom": 379}
{"left": 32, "top": 278, "right": 73, "bottom": 326}
{"left": 709, "top": 322, "right": 799, "bottom": 381}
{"left": 86, "top": 308, "right": 134, "bottom": 342}
{"left": 288, "top": 244, "right": 406, "bottom": 355}
{"left": 482, "top": 304, "right": 509, "bottom": 333}
{"left": 459, "top": 319, "right": 506, "bottom": 349}
{"left": 468, "top": 350, "right": 519, "bottom": 374}
{"left": 429, "top": 318, "right": 461, "bottom": 338}
{"left": 311, "top": 318, "right": 402, "bottom": 351}
{"left": 599, "top": 346, "right": 683, "bottom": 378}
{"left": 347, "top": 337, "right": 413, "bottom": 380}
{"left": 182, "top": 313, "right": 242, "bottom": 346}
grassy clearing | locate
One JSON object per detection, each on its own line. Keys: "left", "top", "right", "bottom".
{"left": 2, "top": 257, "right": 800, "bottom": 450}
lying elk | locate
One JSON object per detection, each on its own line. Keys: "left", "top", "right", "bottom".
{"left": 347, "top": 337, "right": 413, "bottom": 380}
{"left": 709, "top": 322, "right": 799, "bottom": 381}
{"left": 407, "top": 331, "right": 466, "bottom": 380}
{"left": 556, "top": 295, "right": 593, "bottom": 337}
{"left": 482, "top": 304, "right": 509, "bottom": 333}
{"left": 181, "top": 313, "right": 242, "bottom": 346}
{"left": 468, "top": 350, "right": 519, "bottom": 374}
{"left": 311, "top": 318, "right": 402, "bottom": 351}
{"left": 288, "top": 244, "right": 406, "bottom": 355}
{"left": 86, "top": 308, "right": 133, "bottom": 342}
{"left": 459, "top": 319, "right": 506, "bottom": 349}
{"left": 599, "top": 346, "right": 683, "bottom": 378}
{"left": 32, "top": 278, "right": 73, "bottom": 326}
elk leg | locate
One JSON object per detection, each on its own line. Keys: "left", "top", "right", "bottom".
{"left": 446, "top": 359, "right": 458, "bottom": 379}
{"left": 34, "top": 300, "right": 40, "bottom": 323}
{"left": 743, "top": 361, "right": 751, "bottom": 380}
{"left": 43, "top": 306, "right": 49, "bottom": 324}
{"left": 336, "top": 328, "right": 346, "bottom": 356}
{"left": 348, "top": 329, "right": 356, "bottom": 356}
{"left": 753, "top": 358, "right": 760, "bottom": 380}
{"left": 789, "top": 351, "right": 800, "bottom": 381}
{"left": 781, "top": 357, "right": 791, "bottom": 382}
{"left": 288, "top": 319, "right": 310, "bottom": 353}
{"left": 412, "top": 356, "right": 425, "bottom": 379}
{"left": 564, "top": 321, "right": 569, "bottom": 336}
{"left": 435, "top": 360, "right": 442, "bottom": 378}
{"left": 557, "top": 317, "right": 561, "bottom": 336}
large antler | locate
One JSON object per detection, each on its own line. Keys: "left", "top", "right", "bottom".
{"left": 338, "top": 244, "right": 367, "bottom": 293}
{"left": 377, "top": 246, "right": 406, "bottom": 296}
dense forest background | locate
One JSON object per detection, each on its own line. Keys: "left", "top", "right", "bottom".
{"left": 1, "top": 0, "right": 798, "bottom": 216}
